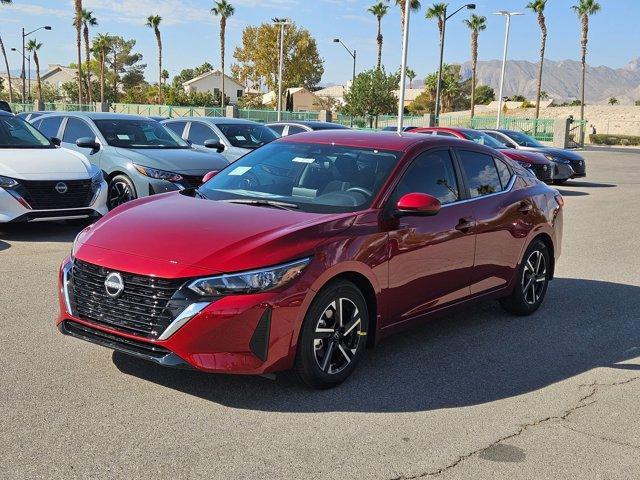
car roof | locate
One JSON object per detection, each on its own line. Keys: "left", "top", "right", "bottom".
{"left": 0, "top": 110, "right": 13, "bottom": 117}
{"left": 413, "top": 126, "right": 475, "bottom": 135}
{"left": 266, "top": 121, "right": 349, "bottom": 129}
{"left": 276, "top": 129, "right": 474, "bottom": 152}
{"left": 163, "top": 116, "right": 262, "bottom": 125}
{"left": 41, "top": 111, "right": 159, "bottom": 121}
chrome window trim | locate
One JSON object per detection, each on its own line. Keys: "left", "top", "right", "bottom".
{"left": 157, "top": 302, "right": 210, "bottom": 341}
{"left": 440, "top": 174, "right": 518, "bottom": 209}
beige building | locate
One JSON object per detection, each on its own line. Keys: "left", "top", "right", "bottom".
{"left": 261, "top": 87, "right": 322, "bottom": 111}
{"left": 41, "top": 64, "right": 78, "bottom": 91}
{"left": 182, "top": 70, "right": 245, "bottom": 104}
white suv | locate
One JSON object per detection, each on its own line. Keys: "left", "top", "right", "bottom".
{"left": 0, "top": 111, "right": 107, "bottom": 223}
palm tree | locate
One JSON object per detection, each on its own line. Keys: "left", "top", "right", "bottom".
{"left": 572, "top": 0, "right": 601, "bottom": 140}
{"left": 146, "top": 15, "right": 163, "bottom": 104}
{"left": 0, "top": 0, "right": 13, "bottom": 102}
{"left": 73, "top": 0, "right": 84, "bottom": 104}
{"left": 92, "top": 34, "right": 110, "bottom": 104}
{"left": 25, "top": 39, "right": 42, "bottom": 101}
{"left": 368, "top": 2, "right": 389, "bottom": 70}
{"left": 608, "top": 97, "right": 618, "bottom": 105}
{"left": 463, "top": 14, "right": 486, "bottom": 118}
{"left": 211, "top": 0, "right": 235, "bottom": 110}
{"left": 526, "top": 0, "right": 547, "bottom": 120}
{"left": 406, "top": 68, "right": 416, "bottom": 88}
{"left": 79, "top": 9, "right": 97, "bottom": 104}
{"left": 425, "top": 2, "right": 447, "bottom": 39}
{"left": 394, "top": 0, "right": 421, "bottom": 30}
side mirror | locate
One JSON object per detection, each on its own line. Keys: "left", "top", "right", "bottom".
{"left": 76, "top": 137, "right": 100, "bottom": 150}
{"left": 202, "top": 170, "right": 219, "bottom": 183}
{"left": 204, "top": 139, "right": 225, "bottom": 153}
{"left": 50, "top": 137, "right": 61, "bottom": 147}
{"left": 396, "top": 192, "right": 441, "bottom": 217}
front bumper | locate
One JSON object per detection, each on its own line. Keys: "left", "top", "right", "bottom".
{"left": 0, "top": 180, "right": 108, "bottom": 223}
{"left": 57, "top": 257, "right": 310, "bottom": 375}
{"left": 568, "top": 158, "right": 586, "bottom": 178}
{"left": 551, "top": 162, "right": 574, "bottom": 182}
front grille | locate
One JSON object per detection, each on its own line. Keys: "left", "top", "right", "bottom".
{"left": 179, "top": 174, "right": 204, "bottom": 189}
{"left": 530, "top": 164, "right": 553, "bottom": 182}
{"left": 19, "top": 179, "right": 94, "bottom": 209}
{"left": 569, "top": 159, "right": 586, "bottom": 175}
{"left": 70, "top": 260, "right": 184, "bottom": 339}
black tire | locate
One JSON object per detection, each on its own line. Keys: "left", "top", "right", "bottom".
{"left": 107, "top": 174, "right": 137, "bottom": 210}
{"left": 500, "top": 239, "right": 550, "bottom": 316}
{"left": 553, "top": 178, "right": 568, "bottom": 185}
{"left": 294, "top": 280, "right": 369, "bottom": 389}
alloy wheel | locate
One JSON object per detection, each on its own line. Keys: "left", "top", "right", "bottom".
{"left": 521, "top": 250, "right": 547, "bottom": 305}
{"left": 313, "top": 297, "right": 363, "bottom": 375}
{"left": 108, "top": 180, "right": 135, "bottom": 209}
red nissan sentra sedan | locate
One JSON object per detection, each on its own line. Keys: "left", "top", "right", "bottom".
{"left": 57, "top": 131, "right": 563, "bottom": 389}
{"left": 411, "top": 127, "right": 560, "bottom": 184}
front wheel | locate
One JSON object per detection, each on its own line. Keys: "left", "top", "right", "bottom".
{"left": 499, "top": 239, "right": 550, "bottom": 316}
{"left": 107, "top": 174, "right": 137, "bottom": 210}
{"left": 294, "top": 280, "right": 369, "bottom": 389}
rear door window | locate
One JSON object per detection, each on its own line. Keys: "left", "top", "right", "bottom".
{"left": 38, "top": 116, "right": 63, "bottom": 138}
{"left": 188, "top": 122, "right": 219, "bottom": 145}
{"left": 164, "top": 121, "right": 187, "bottom": 137}
{"left": 62, "top": 118, "right": 95, "bottom": 143}
{"left": 457, "top": 150, "right": 503, "bottom": 198}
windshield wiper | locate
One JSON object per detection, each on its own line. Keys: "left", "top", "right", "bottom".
{"left": 222, "top": 198, "right": 299, "bottom": 210}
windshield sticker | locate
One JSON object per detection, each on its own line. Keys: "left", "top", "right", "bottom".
{"left": 234, "top": 135, "right": 247, "bottom": 141}
{"left": 292, "top": 157, "right": 315, "bottom": 164}
{"left": 116, "top": 134, "right": 131, "bottom": 140}
{"left": 228, "top": 166, "right": 252, "bottom": 176}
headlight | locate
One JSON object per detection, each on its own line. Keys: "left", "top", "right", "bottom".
{"left": 550, "top": 156, "right": 570, "bottom": 164}
{"left": 188, "top": 258, "right": 311, "bottom": 296}
{"left": 91, "top": 170, "right": 103, "bottom": 189}
{"left": 0, "top": 174, "right": 18, "bottom": 188}
{"left": 133, "top": 164, "right": 183, "bottom": 182}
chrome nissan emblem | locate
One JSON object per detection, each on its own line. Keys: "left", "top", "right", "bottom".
{"left": 104, "top": 272, "right": 124, "bottom": 298}
{"left": 55, "top": 182, "right": 68, "bottom": 194}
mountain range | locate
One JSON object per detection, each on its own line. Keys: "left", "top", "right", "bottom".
{"left": 457, "top": 58, "right": 640, "bottom": 105}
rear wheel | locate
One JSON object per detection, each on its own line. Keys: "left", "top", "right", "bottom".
{"left": 295, "top": 280, "right": 369, "bottom": 389}
{"left": 499, "top": 239, "right": 550, "bottom": 316}
{"left": 108, "top": 174, "right": 137, "bottom": 210}
{"left": 553, "top": 178, "right": 568, "bottom": 185}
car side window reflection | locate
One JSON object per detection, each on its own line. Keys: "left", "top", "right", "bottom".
{"left": 188, "top": 122, "right": 219, "bottom": 145}
{"left": 393, "top": 150, "right": 460, "bottom": 205}
{"left": 458, "top": 150, "right": 503, "bottom": 198}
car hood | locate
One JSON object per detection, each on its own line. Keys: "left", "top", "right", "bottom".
{"left": 0, "top": 147, "right": 94, "bottom": 180}
{"left": 500, "top": 149, "right": 550, "bottom": 165}
{"left": 115, "top": 147, "right": 228, "bottom": 173}
{"left": 520, "top": 146, "right": 584, "bottom": 161}
{"left": 75, "top": 192, "right": 356, "bottom": 274}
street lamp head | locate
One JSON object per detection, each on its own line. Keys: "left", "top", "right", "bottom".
{"left": 10, "top": 48, "right": 16, "bottom": 52}
{"left": 466, "top": 3, "right": 476, "bottom": 9}
{"left": 333, "top": 38, "right": 340, "bottom": 43}
{"left": 44, "top": 26, "right": 52, "bottom": 30}
{"left": 494, "top": 10, "right": 523, "bottom": 16}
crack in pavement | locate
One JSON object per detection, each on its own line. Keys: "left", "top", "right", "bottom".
{"left": 390, "top": 376, "right": 640, "bottom": 479}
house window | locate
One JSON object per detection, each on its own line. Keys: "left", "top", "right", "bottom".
{"left": 237, "top": 90, "right": 243, "bottom": 98}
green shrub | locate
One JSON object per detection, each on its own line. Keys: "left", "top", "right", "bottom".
{"left": 589, "top": 134, "right": 640, "bottom": 146}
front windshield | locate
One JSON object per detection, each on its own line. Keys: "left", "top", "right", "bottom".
{"left": 504, "top": 130, "right": 543, "bottom": 148}
{"left": 462, "top": 129, "right": 508, "bottom": 149}
{"left": 94, "top": 119, "right": 190, "bottom": 149}
{"left": 197, "top": 142, "right": 400, "bottom": 213}
{"left": 0, "top": 115, "right": 52, "bottom": 149}
{"left": 216, "top": 123, "right": 278, "bottom": 149}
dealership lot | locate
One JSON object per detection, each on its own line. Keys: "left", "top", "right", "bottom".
{"left": 1, "top": 148, "right": 639, "bottom": 479}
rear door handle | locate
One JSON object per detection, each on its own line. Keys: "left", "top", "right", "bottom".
{"left": 455, "top": 218, "right": 476, "bottom": 232}
{"left": 518, "top": 201, "right": 533, "bottom": 214}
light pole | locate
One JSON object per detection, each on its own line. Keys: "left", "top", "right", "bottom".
{"left": 21, "top": 25, "right": 51, "bottom": 103}
{"left": 12, "top": 49, "right": 31, "bottom": 101}
{"left": 273, "top": 18, "right": 290, "bottom": 122}
{"left": 397, "top": 0, "right": 412, "bottom": 133}
{"left": 494, "top": 11, "right": 523, "bottom": 128}
{"left": 333, "top": 38, "right": 356, "bottom": 127}
{"left": 433, "top": 3, "right": 475, "bottom": 122}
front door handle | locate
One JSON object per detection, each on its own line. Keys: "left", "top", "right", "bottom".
{"left": 518, "top": 201, "right": 533, "bottom": 214}
{"left": 455, "top": 218, "right": 476, "bottom": 232}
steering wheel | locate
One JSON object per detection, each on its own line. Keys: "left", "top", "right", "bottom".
{"left": 345, "top": 187, "right": 372, "bottom": 197}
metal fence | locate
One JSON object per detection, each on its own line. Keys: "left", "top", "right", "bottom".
{"left": 111, "top": 103, "right": 224, "bottom": 118}
{"left": 335, "top": 114, "right": 427, "bottom": 129}
{"left": 237, "top": 109, "right": 319, "bottom": 123}
{"left": 436, "top": 116, "right": 556, "bottom": 141}
{"left": 10, "top": 102, "right": 96, "bottom": 113}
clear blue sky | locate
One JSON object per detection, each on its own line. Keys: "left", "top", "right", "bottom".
{"left": 1, "top": 0, "right": 638, "bottom": 86}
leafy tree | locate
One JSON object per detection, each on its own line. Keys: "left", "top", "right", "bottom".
{"left": 233, "top": 22, "right": 324, "bottom": 92}
{"left": 540, "top": 90, "right": 549, "bottom": 100}
{"left": 608, "top": 97, "right": 619, "bottom": 105}
{"left": 25, "top": 39, "right": 43, "bottom": 100}
{"left": 368, "top": 2, "right": 389, "bottom": 70}
{"left": 105, "top": 36, "right": 145, "bottom": 102}
{"left": 508, "top": 94, "right": 527, "bottom": 102}
{"left": 211, "top": 0, "right": 235, "bottom": 109}
{"left": 474, "top": 84, "right": 494, "bottom": 105}
{"left": 92, "top": 33, "right": 110, "bottom": 103}
{"left": 424, "top": 64, "right": 469, "bottom": 112}
{"left": 0, "top": 0, "right": 13, "bottom": 102}
{"left": 237, "top": 92, "right": 264, "bottom": 108}
{"left": 407, "top": 90, "right": 433, "bottom": 114}
{"left": 527, "top": 0, "right": 547, "bottom": 120}
{"left": 146, "top": 15, "right": 163, "bottom": 103}
{"left": 341, "top": 68, "right": 398, "bottom": 127}
{"left": 635, "top": 100, "right": 640, "bottom": 106}
{"left": 463, "top": 14, "right": 486, "bottom": 118}
{"left": 405, "top": 67, "right": 416, "bottom": 88}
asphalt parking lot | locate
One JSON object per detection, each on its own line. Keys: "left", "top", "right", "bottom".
{"left": 1, "top": 147, "right": 639, "bottom": 480}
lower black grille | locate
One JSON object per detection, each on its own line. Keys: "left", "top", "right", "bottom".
{"left": 19, "top": 179, "right": 94, "bottom": 209}
{"left": 70, "top": 260, "right": 184, "bottom": 339}
{"left": 530, "top": 164, "right": 553, "bottom": 182}
{"left": 569, "top": 159, "right": 586, "bottom": 175}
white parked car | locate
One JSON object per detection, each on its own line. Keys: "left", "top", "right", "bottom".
{"left": 0, "top": 111, "right": 107, "bottom": 223}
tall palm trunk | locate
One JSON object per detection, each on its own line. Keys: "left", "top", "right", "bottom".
{"left": 0, "top": 36, "right": 13, "bottom": 103}
{"left": 155, "top": 30, "right": 163, "bottom": 104}
{"left": 83, "top": 24, "right": 92, "bottom": 103}
{"left": 470, "top": 31, "right": 478, "bottom": 118}
{"left": 99, "top": 51, "right": 105, "bottom": 104}
{"left": 33, "top": 50, "right": 41, "bottom": 101}
{"left": 534, "top": 14, "right": 547, "bottom": 120}
{"left": 376, "top": 18, "right": 383, "bottom": 70}
{"left": 579, "top": 13, "right": 588, "bottom": 130}
{"left": 74, "top": 0, "right": 83, "bottom": 104}
{"left": 112, "top": 51, "right": 118, "bottom": 103}
{"left": 220, "top": 17, "right": 226, "bottom": 109}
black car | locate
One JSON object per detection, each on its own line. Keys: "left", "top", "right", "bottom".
{"left": 265, "top": 121, "right": 350, "bottom": 137}
{"left": 481, "top": 129, "right": 586, "bottom": 184}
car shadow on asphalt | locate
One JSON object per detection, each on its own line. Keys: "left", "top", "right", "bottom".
{"left": 113, "top": 277, "right": 640, "bottom": 412}
{"left": 0, "top": 221, "right": 87, "bottom": 243}
{"left": 561, "top": 181, "right": 617, "bottom": 188}
{"left": 556, "top": 189, "right": 589, "bottom": 197}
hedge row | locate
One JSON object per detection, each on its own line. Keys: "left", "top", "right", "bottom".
{"left": 589, "top": 134, "right": 640, "bottom": 146}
